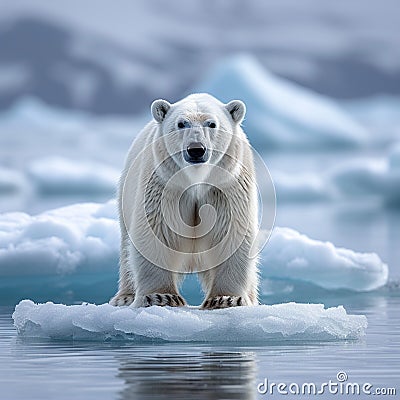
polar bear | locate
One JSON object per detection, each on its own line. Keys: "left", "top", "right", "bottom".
{"left": 109, "top": 93, "right": 259, "bottom": 309}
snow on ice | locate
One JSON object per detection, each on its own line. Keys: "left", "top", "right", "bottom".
{"left": 0, "top": 201, "right": 388, "bottom": 294}
{"left": 13, "top": 300, "right": 367, "bottom": 342}
{"left": 262, "top": 227, "right": 388, "bottom": 292}
{"left": 0, "top": 201, "right": 118, "bottom": 276}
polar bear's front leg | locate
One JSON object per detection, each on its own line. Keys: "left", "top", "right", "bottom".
{"left": 109, "top": 227, "right": 135, "bottom": 306}
{"left": 199, "top": 244, "right": 259, "bottom": 309}
{"left": 131, "top": 251, "right": 187, "bottom": 308}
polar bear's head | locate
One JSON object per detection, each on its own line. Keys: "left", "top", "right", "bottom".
{"left": 151, "top": 93, "right": 246, "bottom": 172}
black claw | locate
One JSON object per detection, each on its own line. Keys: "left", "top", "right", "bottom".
{"left": 203, "top": 300, "right": 209, "bottom": 308}
{"left": 218, "top": 297, "right": 224, "bottom": 305}
{"left": 237, "top": 297, "right": 242, "bottom": 306}
{"left": 145, "top": 295, "right": 152, "bottom": 307}
{"left": 173, "top": 294, "right": 184, "bottom": 306}
{"left": 227, "top": 297, "right": 233, "bottom": 306}
{"left": 210, "top": 298, "right": 218, "bottom": 308}
{"left": 156, "top": 294, "right": 162, "bottom": 303}
{"left": 165, "top": 294, "right": 172, "bottom": 306}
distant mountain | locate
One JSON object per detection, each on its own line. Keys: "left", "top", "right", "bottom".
{"left": 1, "top": 13, "right": 400, "bottom": 116}
{"left": 0, "top": 18, "right": 176, "bottom": 114}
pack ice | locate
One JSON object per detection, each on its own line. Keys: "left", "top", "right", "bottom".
{"left": 13, "top": 300, "right": 367, "bottom": 342}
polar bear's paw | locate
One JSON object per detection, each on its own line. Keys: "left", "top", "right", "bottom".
{"left": 109, "top": 293, "right": 135, "bottom": 306}
{"left": 201, "top": 295, "right": 247, "bottom": 309}
{"left": 134, "top": 293, "right": 187, "bottom": 308}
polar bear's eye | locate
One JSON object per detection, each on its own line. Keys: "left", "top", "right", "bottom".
{"left": 177, "top": 120, "right": 190, "bottom": 129}
{"left": 205, "top": 121, "right": 217, "bottom": 129}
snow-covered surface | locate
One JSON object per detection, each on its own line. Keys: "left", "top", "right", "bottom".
{"left": 13, "top": 300, "right": 367, "bottom": 342}
{"left": 198, "top": 55, "right": 366, "bottom": 148}
{"left": 0, "top": 201, "right": 388, "bottom": 293}
{"left": 0, "top": 201, "right": 118, "bottom": 276}
{"left": 262, "top": 227, "right": 388, "bottom": 291}
{"left": 27, "top": 156, "right": 119, "bottom": 194}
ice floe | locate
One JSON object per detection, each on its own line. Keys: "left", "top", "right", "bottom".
{"left": 0, "top": 201, "right": 119, "bottom": 276}
{"left": 13, "top": 300, "right": 367, "bottom": 342}
{"left": 262, "top": 227, "right": 388, "bottom": 292}
{"left": 0, "top": 201, "right": 388, "bottom": 300}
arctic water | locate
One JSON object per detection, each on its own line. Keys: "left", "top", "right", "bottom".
{"left": 1, "top": 194, "right": 399, "bottom": 399}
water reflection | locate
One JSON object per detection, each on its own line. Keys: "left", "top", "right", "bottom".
{"left": 116, "top": 350, "right": 256, "bottom": 400}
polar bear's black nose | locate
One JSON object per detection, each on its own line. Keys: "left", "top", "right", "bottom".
{"left": 186, "top": 142, "right": 207, "bottom": 163}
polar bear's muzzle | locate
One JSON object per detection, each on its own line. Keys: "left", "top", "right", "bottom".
{"left": 184, "top": 142, "right": 208, "bottom": 164}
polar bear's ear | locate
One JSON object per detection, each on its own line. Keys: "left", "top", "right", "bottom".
{"left": 225, "top": 100, "right": 246, "bottom": 124}
{"left": 151, "top": 99, "right": 171, "bottom": 123}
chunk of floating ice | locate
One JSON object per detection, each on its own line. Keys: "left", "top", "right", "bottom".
{"left": 0, "top": 200, "right": 119, "bottom": 276}
{"left": 13, "top": 300, "right": 367, "bottom": 342}
{"left": 0, "top": 201, "right": 388, "bottom": 299}
{"left": 262, "top": 227, "right": 388, "bottom": 291}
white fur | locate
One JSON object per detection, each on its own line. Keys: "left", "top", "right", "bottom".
{"left": 109, "top": 93, "right": 259, "bottom": 309}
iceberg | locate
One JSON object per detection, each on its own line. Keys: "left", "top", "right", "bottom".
{"left": 13, "top": 300, "right": 367, "bottom": 342}
{"left": 197, "top": 55, "right": 366, "bottom": 149}
{"left": 0, "top": 200, "right": 119, "bottom": 277}
{"left": 261, "top": 228, "right": 388, "bottom": 292}
{"left": 0, "top": 200, "right": 388, "bottom": 305}
{"left": 27, "top": 156, "right": 119, "bottom": 195}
